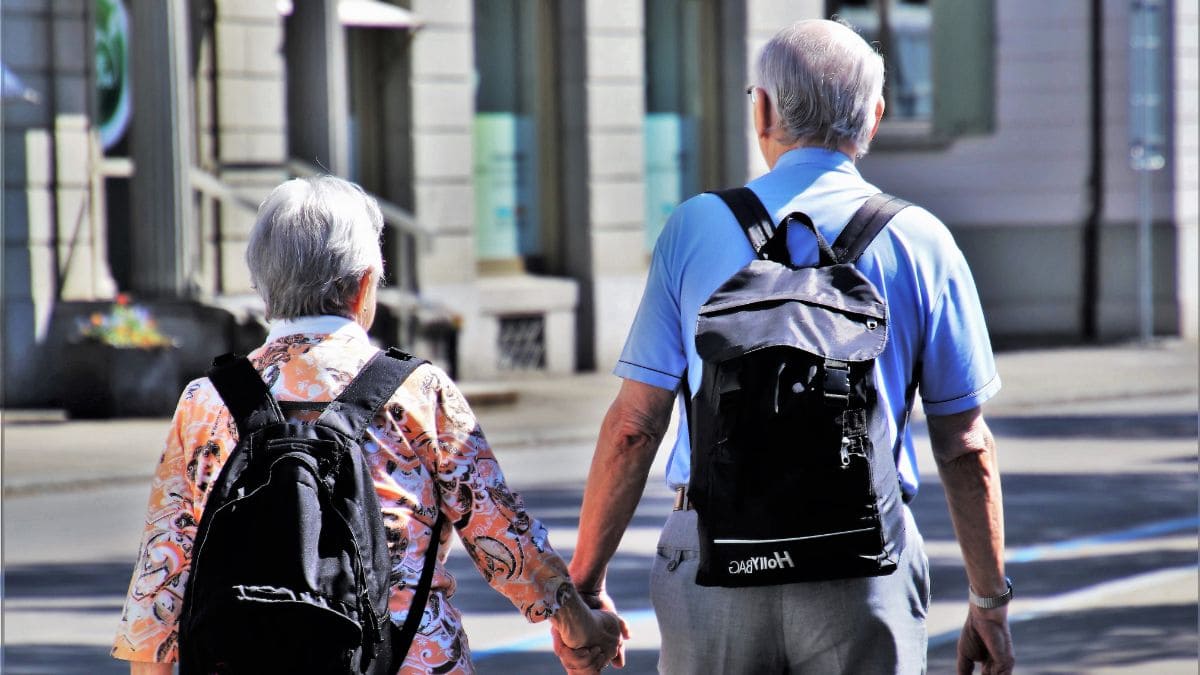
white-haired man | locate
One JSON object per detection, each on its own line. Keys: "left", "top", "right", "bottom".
{"left": 557, "top": 19, "right": 1014, "bottom": 674}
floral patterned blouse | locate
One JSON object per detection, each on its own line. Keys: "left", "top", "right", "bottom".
{"left": 112, "top": 316, "right": 572, "bottom": 671}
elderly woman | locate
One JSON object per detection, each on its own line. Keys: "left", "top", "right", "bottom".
{"left": 113, "top": 176, "right": 621, "bottom": 674}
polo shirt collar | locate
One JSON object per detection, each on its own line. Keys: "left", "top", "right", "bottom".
{"left": 266, "top": 315, "right": 369, "bottom": 344}
{"left": 773, "top": 146, "right": 859, "bottom": 175}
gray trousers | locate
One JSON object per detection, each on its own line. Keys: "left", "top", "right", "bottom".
{"left": 650, "top": 506, "right": 930, "bottom": 674}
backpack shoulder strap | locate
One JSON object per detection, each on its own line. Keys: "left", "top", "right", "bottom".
{"left": 317, "top": 347, "right": 428, "bottom": 439}
{"left": 387, "top": 507, "right": 448, "bottom": 666}
{"left": 708, "top": 187, "right": 790, "bottom": 264}
{"left": 207, "top": 353, "right": 285, "bottom": 438}
{"left": 831, "top": 193, "right": 912, "bottom": 264}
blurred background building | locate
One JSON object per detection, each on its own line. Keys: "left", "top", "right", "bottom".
{"left": 2, "top": 0, "right": 1196, "bottom": 408}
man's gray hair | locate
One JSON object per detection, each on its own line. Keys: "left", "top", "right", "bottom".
{"left": 247, "top": 175, "right": 385, "bottom": 320}
{"left": 755, "top": 19, "right": 885, "bottom": 154}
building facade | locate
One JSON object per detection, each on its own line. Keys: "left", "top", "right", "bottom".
{"left": 3, "top": 0, "right": 1197, "bottom": 407}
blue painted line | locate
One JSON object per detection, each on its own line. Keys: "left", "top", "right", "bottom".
{"left": 474, "top": 609, "right": 657, "bottom": 661}
{"left": 1006, "top": 516, "right": 1199, "bottom": 563}
{"left": 477, "top": 517, "right": 1199, "bottom": 659}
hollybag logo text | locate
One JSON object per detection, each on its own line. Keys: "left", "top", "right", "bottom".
{"left": 727, "top": 550, "right": 796, "bottom": 575}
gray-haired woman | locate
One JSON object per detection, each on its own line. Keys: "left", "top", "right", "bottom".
{"left": 113, "top": 175, "right": 623, "bottom": 674}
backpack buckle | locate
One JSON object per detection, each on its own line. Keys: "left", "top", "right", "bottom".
{"left": 822, "top": 359, "right": 851, "bottom": 407}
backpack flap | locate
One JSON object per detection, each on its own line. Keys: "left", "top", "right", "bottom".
{"left": 696, "top": 260, "right": 887, "bottom": 366}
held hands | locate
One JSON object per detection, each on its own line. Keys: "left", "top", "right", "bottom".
{"left": 957, "top": 605, "right": 1015, "bottom": 675}
{"left": 553, "top": 589, "right": 630, "bottom": 673}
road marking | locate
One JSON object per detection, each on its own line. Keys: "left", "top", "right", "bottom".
{"left": 475, "top": 517, "right": 1200, "bottom": 660}
{"left": 1006, "top": 516, "right": 1199, "bottom": 563}
{"left": 474, "top": 609, "right": 658, "bottom": 660}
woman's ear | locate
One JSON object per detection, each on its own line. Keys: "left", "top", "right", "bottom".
{"left": 349, "top": 269, "right": 377, "bottom": 324}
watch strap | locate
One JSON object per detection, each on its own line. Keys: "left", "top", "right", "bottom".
{"left": 969, "top": 577, "right": 1014, "bottom": 609}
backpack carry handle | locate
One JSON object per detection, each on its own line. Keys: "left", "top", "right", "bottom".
{"left": 708, "top": 188, "right": 838, "bottom": 266}
{"left": 710, "top": 188, "right": 911, "bottom": 268}
{"left": 781, "top": 211, "right": 838, "bottom": 266}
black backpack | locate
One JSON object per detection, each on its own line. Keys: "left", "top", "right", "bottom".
{"left": 179, "top": 347, "right": 446, "bottom": 674}
{"left": 686, "top": 188, "right": 915, "bottom": 587}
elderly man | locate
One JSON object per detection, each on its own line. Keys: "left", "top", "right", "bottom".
{"left": 560, "top": 19, "right": 1014, "bottom": 675}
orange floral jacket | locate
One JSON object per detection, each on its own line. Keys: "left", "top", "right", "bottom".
{"left": 113, "top": 317, "right": 572, "bottom": 663}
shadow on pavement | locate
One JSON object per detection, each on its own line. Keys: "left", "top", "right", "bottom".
{"left": 911, "top": 472, "right": 1199, "bottom": 548}
{"left": 929, "top": 604, "right": 1199, "bottom": 673}
{"left": 1, "top": 645, "right": 126, "bottom": 675}
{"left": 5, "top": 561, "right": 132, "bottom": 601}
{"left": 985, "top": 412, "right": 1198, "bottom": 440}
{"left": 3, "top": 561, "right": 132, "bottom": 673}
{"left": 911, "top": 411, "right": 1198, "bottom": 441}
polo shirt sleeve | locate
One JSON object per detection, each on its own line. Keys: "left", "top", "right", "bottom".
{"left": 918, "top": 249, "right": 1002, "bottom": 416}
{"left": 613, "top": 225, "right": 687, "bottom": 392}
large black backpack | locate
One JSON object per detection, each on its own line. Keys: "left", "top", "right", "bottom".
{"left": 179, "top": 347, "right": 445, "bottom": 674}
{"left": 687, "top": 188, "right": 914, "bottom": 587}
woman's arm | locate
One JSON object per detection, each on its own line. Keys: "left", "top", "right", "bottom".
{"left": 113, "top": 383, "right": 228, "bottom": 665}
{"left": 425, "top": 369, "right": 616, "bottom": 633}
{"left": 130, "top": 662, "right": 173, "bottom": 675}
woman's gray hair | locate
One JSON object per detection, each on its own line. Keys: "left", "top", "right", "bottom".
{"left": 247, "top": 176, "right": 385, "bottom": 320}
{"left": 755, "top": 19, "right": 885, "bottom": 155}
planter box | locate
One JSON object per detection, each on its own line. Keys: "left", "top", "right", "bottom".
{"left": 61, "top": 341, "right": 182, "bottom": 418}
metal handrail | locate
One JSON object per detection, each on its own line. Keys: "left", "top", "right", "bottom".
{"left": 189, "top": 166, "right": 261, "bottom": 214}
{"left": 285, "top": 158, "right": 434, "bottom": 239}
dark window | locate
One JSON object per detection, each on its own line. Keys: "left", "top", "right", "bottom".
{"left": 473, "top": 0, "right": 559, "bottom": 273}
{"left": 643, "top": 0, "right": 741, "bottom": 250}
{"left": 828, "top": 0, "right": 994, "bottom": 140}
{"left": 497, "top": 315, "right": 546, "bottom": 370}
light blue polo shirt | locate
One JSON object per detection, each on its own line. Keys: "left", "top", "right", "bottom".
{"left": 615, "top": 147, "right": 1001, "bottom": 498}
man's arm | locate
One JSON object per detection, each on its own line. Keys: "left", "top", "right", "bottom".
{"left": 926, "top": 406, "right": 1015, "bottom": 675}
{"left": 569, "top": 379, "right": 676, "bottom": 595}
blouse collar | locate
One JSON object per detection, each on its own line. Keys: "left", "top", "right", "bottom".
{"left": 265, "top": 315, "right": 369, "bottom": 344}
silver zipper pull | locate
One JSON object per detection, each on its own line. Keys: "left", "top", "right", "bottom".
{"left": 839, "top": 437, "right": 851, "bottom": 468}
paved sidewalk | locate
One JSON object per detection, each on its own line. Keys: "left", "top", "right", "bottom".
{"left": 2, "top": 339, "right": 1196, "bottom": 495}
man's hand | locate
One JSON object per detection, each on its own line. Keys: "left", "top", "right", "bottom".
{"left": 552, "top": 606, "right": 626, "bottom": 672}
{"left": 550, "top": 582, "right": 629, "bottom": 673}
{"left": 957, "top": 605, "right": 1014, "bottom": 674}
{"left": 553, "top": 589, "right": 631, "bottom": 671}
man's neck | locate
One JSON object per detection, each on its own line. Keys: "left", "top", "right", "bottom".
{"left": 765, "top": 140, "right": 859, "bottom": 169}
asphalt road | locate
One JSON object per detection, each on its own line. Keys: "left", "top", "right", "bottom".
{"left": 3, "top": 372, "right": 1197, "bottom": 673}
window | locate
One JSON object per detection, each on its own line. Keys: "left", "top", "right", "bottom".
{"left": 473, "top": 0, "right": 559, "bottom": 273}
{"left": 827, "top": 0, "right": 994, "bottom": 140}
{"left": 643, "top": 0, "right": 734, "bottom": 249}
{"left": 347, "top": 28, "right": 416, "bottom": 290}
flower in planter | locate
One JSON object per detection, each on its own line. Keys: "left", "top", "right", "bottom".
{"left": 78, "top": 293, "right": 177, "bottom": 349}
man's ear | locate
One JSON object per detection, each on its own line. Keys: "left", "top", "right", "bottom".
{"left": 753, "top": 87, "right": 773, "bottom": 140}
{"left": 868, "top": 96, "right": 886, "bottom": 142}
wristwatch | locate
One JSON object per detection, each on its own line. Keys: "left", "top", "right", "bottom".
{"left": 968, "top": 577, "right": 1013, "bottom": 609}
